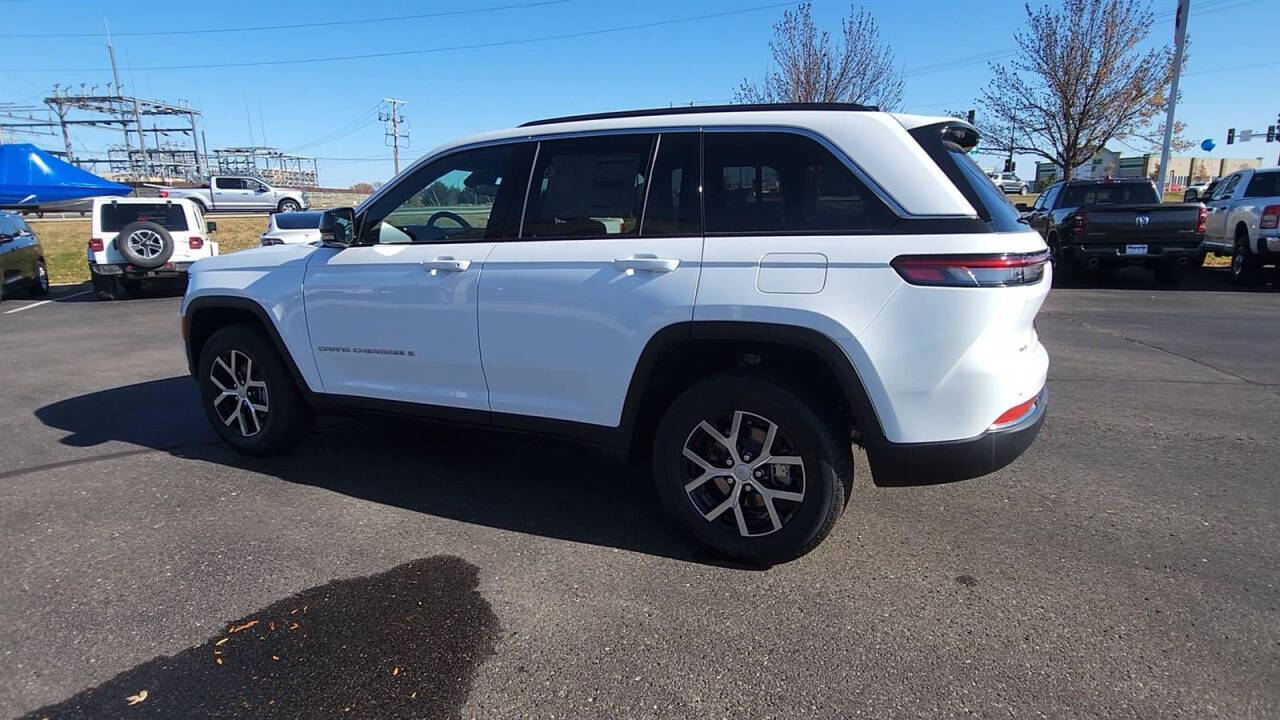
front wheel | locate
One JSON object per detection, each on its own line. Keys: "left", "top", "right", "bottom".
{"left": 29, "top": 260, "right": 49, "bottom": 296}
{"left": 278, "top": 199, "right": 300, "bottom": 213}
{"left": 652, "top": 373, "right": 852, "bottom": 565}
{"left": 198, "top": 324, "right": 313, "bottom": 456}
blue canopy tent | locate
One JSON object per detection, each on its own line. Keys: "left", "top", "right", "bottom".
{"left": 0, "top": 143, "right": 132, "bottom": 207}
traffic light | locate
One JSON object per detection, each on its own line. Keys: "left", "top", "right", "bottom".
{"left": 1268, "top": 125, "right": 1276, "bottom": 143}
{"left": 1227, "top": 128, "right": 1235, "bottom": 144}
{"left": 967, "top": 109, "right": 975, "bottom": 124}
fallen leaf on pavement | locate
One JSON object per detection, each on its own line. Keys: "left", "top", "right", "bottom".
{"left": 227, "top": 620, "right": 259, "bottom": 634}
{"left": 214, "top": 637, "right": 228, "bottom": 646}
{"left": 125, "top": 690, "right": 148, "bottom": 705}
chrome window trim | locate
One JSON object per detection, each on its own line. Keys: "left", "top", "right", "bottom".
{"left": 358, "top": 122, "right": 976, "bottom": 225}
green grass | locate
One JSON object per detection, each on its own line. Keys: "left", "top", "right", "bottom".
{"left": 28, "top": 216, "right": 269, "bottom": 285}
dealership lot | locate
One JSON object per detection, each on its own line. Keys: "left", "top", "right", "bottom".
{"left": 0, "top": 271, "right": 1277, "bottom": 719}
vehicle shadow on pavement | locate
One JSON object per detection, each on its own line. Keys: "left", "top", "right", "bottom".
{"left": 17, "top": 555, "right": 499, "bottom": 720}
{"left": 1051, "top": 264, "right": 1278, "bottom": 292}
{"left": 33, "top": 377, "right": 739, "bottom": 568}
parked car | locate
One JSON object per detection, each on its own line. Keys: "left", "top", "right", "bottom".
{"left": 162, "top": 176, "right": 309, "bottom": 214}
{"left": 1183, "top": 181, "right": 1212, "bottom": 202}
{"left": 1201, "top": 167, "right": 1280, "bottom": 284}
{"left": 0, "top": 210, "right": 48, "bottom": 301}
{"left": 990, "top": 171, "right": 1029, "bottom": 194}
{"left": 180, "top": 103, "right": 1050, "bottom": 564}
{"left": 1018, "top": 178, "right": 1205, "bottom": 285}
{"left": 260, "top": 210, "right": 323, "bottom": 246}
{"left": 88, "top": 197, "right": 220, "bottom": 300}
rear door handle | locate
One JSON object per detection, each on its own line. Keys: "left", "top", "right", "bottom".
{"left": 421, "top": 257, "right": 471, "bottom": 273}
{"left": 614, "top": 255, "right": 679, "bottom": 273}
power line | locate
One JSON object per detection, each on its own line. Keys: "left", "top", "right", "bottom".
{"left": 0, "top": 0, "right": 576, "bottom": 38}
{"left": 7, "top": 2, "right": 796, "bottom": 72}
{"left": 288, "top": 103, "right": 382, "bottom": 152}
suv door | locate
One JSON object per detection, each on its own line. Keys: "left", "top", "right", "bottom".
{"left": 303, "top": 142, "right": 529, "bottom": 410}
{"left": 478, "top": 132, "right": 704, "bottom": 430}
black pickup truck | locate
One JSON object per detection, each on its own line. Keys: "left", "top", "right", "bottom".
{"left": 1018, "top": 179, "right": 1206, "bottom": 286}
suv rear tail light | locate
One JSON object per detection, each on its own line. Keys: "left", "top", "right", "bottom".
{"left": 891, "top": 251, "right": 1050, "bottom": 288}
{"left": 189, "top": 236, "right": 204, "bottom": 250}
{"left": 1261, "top": 205, "right": 1280, "bottom": 230}
{"left": 89, "top": 237, "right": 104, "bottom": 252}
{"left": 1069, "top": 211, "right": 1087, "bottom": 237}
{"left": 1197, "top": 205, "right": 1208, "bottom": 233}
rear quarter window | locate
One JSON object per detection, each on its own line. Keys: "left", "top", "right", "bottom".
{"left": 907, "top": 123, "right": 1025, "bottom": 232}
{"left": 100, "top": 203, "right": 189, "bottom": 232}
{"left": 1244, "top": 172, "right": 1280, "bottom": 198}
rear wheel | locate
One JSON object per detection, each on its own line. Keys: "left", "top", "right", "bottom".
{"left": 198, "top": 323, "right": 313, "bottom": 456}
{"left": 652, "top": 373, "right": 851, "bottom": 565}
{"left": 28, "top": 260, "right": 49, "bottom": 296}
{"left": 1231, "top": 234, "right": 1261, "bottom": 285}
{"left": 92, "top": 273, "right": 122, "bottom": 301}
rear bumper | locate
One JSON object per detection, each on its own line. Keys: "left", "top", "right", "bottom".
{"left": 865, "top": 388, "right": 1046, "bottom": 487}
{"left": 1068, "top": 242, "right": 1201, "bottom": 265}
{"left": 90, "top": 261, "right": 192, "bottom": 279}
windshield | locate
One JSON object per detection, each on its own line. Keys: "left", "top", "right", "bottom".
{"left": 274, "top": 211, "right": 322, "bottom": 230}
{"left": 1060, "top": 182, "right": 1158, "bottom": 207}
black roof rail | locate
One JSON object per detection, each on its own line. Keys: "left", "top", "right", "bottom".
{"left": 519, "top": 102, "right": 880, "bottom": 128}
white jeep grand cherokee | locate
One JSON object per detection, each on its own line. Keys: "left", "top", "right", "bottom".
{"left": 180, "top": 104, "right": 1050, "bottom": 564}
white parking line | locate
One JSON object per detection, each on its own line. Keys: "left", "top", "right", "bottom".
{"left": 3, "top": 289, "right": 93, "bottom": 314}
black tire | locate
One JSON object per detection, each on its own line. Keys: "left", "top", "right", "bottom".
{"left": 1047, "top": 234, "right": 1074, "bottom": 284}
{"left": 91, "top": 273, "right": 122, "bottom": 301}
{"left": 1231, "top": 234, "right": 1261, "bottom": 286}
{"left": 115, "top": 220, "right": 174, "bottom": 269}
{"left": 28, "top": 259, "right": 49, "bottom": 296}
{"left": 1188, "top": 249, "right": 1206, "bottom": 269}
{"left": 1153, "top": 263, "right": 1185, "bottom": 287}
{"left": 278, "top": 199, "right": 300, "bottom": 213}
{"left": 198, "top": 323, "right": 313, "bottom": 456}
{"left": 652, "top": 372, "right": 852, "bottom": 565}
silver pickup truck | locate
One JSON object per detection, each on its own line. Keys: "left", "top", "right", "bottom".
{"left": 161, "top": 176, "right": 309, "bottom": 214}
{"left": 1202, "top": 167, "right": 1280, "bottom": 285}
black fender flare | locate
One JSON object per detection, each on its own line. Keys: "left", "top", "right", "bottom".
{"left": 184, "top": 295, "right": 314, "bottom": 400}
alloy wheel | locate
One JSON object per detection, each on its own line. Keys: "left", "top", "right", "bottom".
{"left": 210, "top": 349, "right": 270, "bottom": 437}
{"left": 127, "top": 229, "right": 165, "bottom": 260}
{"left": 681, "top": 410, "right": 806, "bottom": 537}
{"left": 37, "top": 263, "right": 48, "bottom": 290}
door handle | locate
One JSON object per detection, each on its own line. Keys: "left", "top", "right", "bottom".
{"left": 614, "top": 255, "right": 679, "bottom": 273}
{"left": 421, "top": 257, "right": 471, "bottom": 273}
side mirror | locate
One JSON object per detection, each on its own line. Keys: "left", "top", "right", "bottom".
{"left": 1014, "top": 202, "right": 1031, "bottom": 212}
{"left": 318, "top": 207, "right": 356, "bottom": 248}
{"left": 206, "top": 220, "right": 218, "bottom": 232}
{"left": 1182, "top": 190, "right": 1196, "bottom": 202}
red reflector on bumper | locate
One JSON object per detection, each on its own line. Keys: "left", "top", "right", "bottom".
{"left": 993, "top": 397, "right": 1037, "bottom": 427}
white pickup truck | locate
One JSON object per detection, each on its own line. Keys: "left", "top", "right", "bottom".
{"left": 1202, "top": 167, "right": 1280, "bottom": 284}
{"left": 161, "top": 175, "right": 310, "bottom": 214}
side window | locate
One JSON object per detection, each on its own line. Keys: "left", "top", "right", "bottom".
{"left": 245, "top": 179, "right": 264, "bottom": 192}
{"left": 522, "top": 134, "right": 654, "bottom": 239}
{"left": 703, "top": 131, "right": 895, "bottom": 234}
{"left": 1244, "top": 172, "right": 1280, "bottom": 198}
{"left": 641, "top": 132, "right": 701, "bottom": 236}
{"left": 1213, "top": 174, "right": 1240, "bottom": 201}
{"left": 214, "top": 177, "right": 244, "bottom": 190}
{"left": 364, "top": 143, "right": 522, "bottom": 244}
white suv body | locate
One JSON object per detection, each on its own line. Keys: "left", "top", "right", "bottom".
{"left": 259, "top": 210, "right": 322, "bottom": 246}
{"left": 89, "top": 197, "right": 219, "bottom": 300}
{"left": 181, "top": 105, "right": 1050, "bottom": 563}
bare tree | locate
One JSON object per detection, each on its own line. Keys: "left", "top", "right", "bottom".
{"left": 979, "top": 0, "right": 1188, "bottom": 180}
{"left": 735, "top": 3, "right": 904, "bottom": 110}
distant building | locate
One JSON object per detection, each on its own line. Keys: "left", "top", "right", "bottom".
{"left": 1035, "top": 151, "right": 1263, "bottom": 191}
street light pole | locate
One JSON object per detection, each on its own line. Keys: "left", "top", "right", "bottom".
{"left": 1157, "top": 0, "right": 1189, "bottom": 197}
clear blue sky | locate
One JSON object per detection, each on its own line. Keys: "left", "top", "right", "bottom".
{"left": 1, "top": 0, "right": 1275, "bottom": 187}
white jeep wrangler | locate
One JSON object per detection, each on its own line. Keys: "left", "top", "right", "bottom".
{"left": 181, "top": 104, "right": 1050, "bottom": 564}
{"left": 89, "top": 197, "right": 219, "bottom": 300}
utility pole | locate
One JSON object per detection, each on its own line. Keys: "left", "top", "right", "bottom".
{"left": 381, "top": 98, "right": 408, "bottom": 175}
{"left": 104, "top": 20, "right": 134, "bottom": 172}
{"left": 1157, "top": 0, "right": 1189, "bottom": 196}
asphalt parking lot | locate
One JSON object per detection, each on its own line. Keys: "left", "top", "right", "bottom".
{"left": 1, "top": 268, "right": 1277, "bottom": 719}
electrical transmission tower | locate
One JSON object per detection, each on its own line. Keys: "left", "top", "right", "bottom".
{"left": 380, "top": 98, "right": 409, "bottom": 175}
